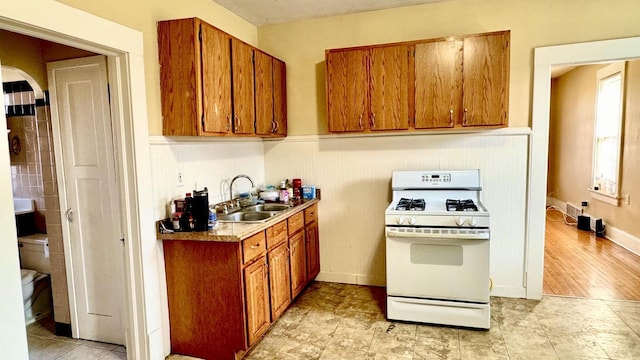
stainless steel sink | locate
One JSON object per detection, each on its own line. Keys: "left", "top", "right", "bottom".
{"left": 218, "top": 211, "right": 280, "bottom": 222}
{"left": 242, "top": 203, "right": 292, "bottom": 212}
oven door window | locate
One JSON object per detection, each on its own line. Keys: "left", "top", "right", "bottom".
{"left": 410, "top": 244, "right": 463, "bottom": 266}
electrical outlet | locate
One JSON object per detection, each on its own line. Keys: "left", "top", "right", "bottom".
{"left": 176, "top": 171, "right": 184, "bottom": 187}
{"left": 624, "top": 194, "right": 630, "bottom": 205}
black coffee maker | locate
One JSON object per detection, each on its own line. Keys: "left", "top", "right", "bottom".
{"left": 191, "top": 187, "right": 209, "bottom": 231}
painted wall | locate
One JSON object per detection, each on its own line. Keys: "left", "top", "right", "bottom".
{"left": 0, "top": 30, "right": 95, "bottom": 90}
{"left": 56, "top": 0, "right": 258, "bottom": 136}
{"left": 548, "top": 61, "right": 640, "bottom": 239}
{"left": 258, "top": 0, "right": 640, "bottom": 135}
{"left": 264, "top": 130, "right": 529, "bottom": 297}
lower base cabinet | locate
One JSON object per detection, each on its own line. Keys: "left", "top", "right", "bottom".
{"left": 162, "top": 203, "right": 320, "bottom": 360}
{"left": 244, "top": 255, "right": 270, "bottom": 346}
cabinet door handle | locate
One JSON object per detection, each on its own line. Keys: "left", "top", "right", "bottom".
{"left": 234, "top": 115, "right": 239, "bottom": 132}
{"left": 226, "top": 115, "right": 231, "bottom": 131}
{"left": 371, "top": 113, "right": 376, "bottom": 129}
{"left": 463, "top": 108, "right": 468, "bottom": 125}
{"left": 358, "top": 114, "right": 363, "bottom": 129}
{"left": 449, "top": 109, "right": 454, "bottom": 126}
{"left": 274, "top": 119, "right": 279, "bottom": 133}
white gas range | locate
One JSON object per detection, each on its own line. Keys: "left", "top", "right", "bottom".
{"left": 385, "top": 170, "right": 491, "bottom": 329}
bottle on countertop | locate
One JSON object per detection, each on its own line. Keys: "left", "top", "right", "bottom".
{"left": 279, "top": 180, "right": 289, "bottom": 203}
{"left": 207, "top": 209, "right": 217, "bottom": 230}
{"left": 170, "top": 201, "right": 181, "bottom": 231}
{"left": 292, "top": 178, "right": 302, "bottom": 200}
{"left": 180, "top": 192, "right": 194, "bottom": 232}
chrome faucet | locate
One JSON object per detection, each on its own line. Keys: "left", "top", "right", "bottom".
{"left": 229, "top": 174, "right": 255, "bottom": 201}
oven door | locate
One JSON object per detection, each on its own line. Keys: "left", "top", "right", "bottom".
{"left": 386, "top": 227, "right": 490, "bottom": 303}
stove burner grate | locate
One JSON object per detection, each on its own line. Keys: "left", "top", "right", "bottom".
{"left": 396, "top": 198, "right": 426, "bottom": 211}
{"left": 446, "top": 199, "right": 478, "bottom": 212}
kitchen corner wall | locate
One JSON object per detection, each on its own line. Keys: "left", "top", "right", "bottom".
{"left": 264, "top": 130, "right": 530, "bottom": 297}
{"left": 149, "top": 138, "right": 266, "bottom": 220}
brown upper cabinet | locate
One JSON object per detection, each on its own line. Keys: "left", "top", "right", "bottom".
{"left": 326, "top": 45, "right": 410, "bottom": 132}
{"left": 158, "top": 17, "right": 287, "bottom": 137}
{"left": 255, "top": 52, "right": 288, "bottom": 136}
{"left": 327, "top": 30, "right": 510, "bottom": 133}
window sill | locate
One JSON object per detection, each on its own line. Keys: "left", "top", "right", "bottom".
{"left": 589, "top": 188, "right": 620, "bottom": 206}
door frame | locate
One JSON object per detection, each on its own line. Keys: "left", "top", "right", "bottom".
{"left": 526, "top": 35, "right": 640, "bottom": 299}
{"left": 0, "top": 1, "right": 161, "bottom": 359}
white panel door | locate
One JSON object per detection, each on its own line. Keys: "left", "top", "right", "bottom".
{"left": 47, "top": 56, "right": 124, "bottom": 345}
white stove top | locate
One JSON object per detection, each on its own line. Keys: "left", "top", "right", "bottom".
{"left": 385, "top": 170, "right": 490, "bottom": 228}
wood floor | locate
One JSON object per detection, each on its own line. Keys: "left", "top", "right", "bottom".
{"left": 544, "top": 210, "right": 640, "bottom": 300}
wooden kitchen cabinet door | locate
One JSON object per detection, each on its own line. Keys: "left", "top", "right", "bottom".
{"left": 326, "top": 49, "right": 369, "bottom": 132}
{"left": 305, "top": 222, "right": 320, "bottom": 281}
{"left": 268, "top": 242, "right": 291, "bottom": 321}
{"left": 272, "top": 58, "right": 287, "bottom": 136}
{"left": 201, "top": 22, "right": 233, "bottom": 134}
{"left": 369, "top": 45, "right": 410, "bottom": 130}
{"left": 243, "top": 256, "right": 270, "bottom": 346}
{"left": 255, "top": 51, "right": 275, "bottom": 135}
{"left": 414, "top": 39, "right": 463, "bottom": 129}
{"left": 231, "top": 38, "right": 255, "bottom": 134}
{"left": 462, "top": 31, "right": 510, "bottom": 127}
{"left": 289, "top": 231, "right": 307, "bottom": 298}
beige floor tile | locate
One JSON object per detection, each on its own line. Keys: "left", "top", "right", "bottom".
{"left": 319, "top": 347, "right": 375, "bottom": 360}
{"left": 416, "top": 324, "right": 460, "bottom": 341}
{"left": 594, "top": 332, "right": 640, "bottom": 359}
{"left": 413, "top": 336, "right": 461, "bottom": 360}
{"left": 369, "top": 328, "right": 416, "bottom": 358}
{"left": 459, "top": 342, "right": 509, "bottom": 359}
{"left": 547, "top": 332, "right": 609, "bottom": 358}
{"left": 56, "top": 345, "right": 110, "bottom": 360}
{"left": 112, "top": 345, "right": 126, "bottom": 353}
{"left": 28, "top": 338, "right": 78, "bottom": 360}
{"left": 326, "top": 326, "right": 374, "bottom": 352}
{"left": 100, "top": 351, "right": 128, "bottom": 360}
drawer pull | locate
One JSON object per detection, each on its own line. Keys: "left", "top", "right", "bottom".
{"left": 250, "top": 244, "right": 260, "bottom": 249}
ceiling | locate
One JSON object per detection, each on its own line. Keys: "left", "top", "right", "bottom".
{"left": 212, "top": 0, "right": 449, "bottom": 26}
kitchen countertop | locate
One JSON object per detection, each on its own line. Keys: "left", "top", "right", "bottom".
{"left": 157, "top": 198, "right": 319, "bottom": 243}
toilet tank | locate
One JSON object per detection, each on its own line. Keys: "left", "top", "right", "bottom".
{"left": 18, "top": 234, "right": 50, "bottom": 274}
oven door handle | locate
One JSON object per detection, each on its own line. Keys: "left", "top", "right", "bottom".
{"left": 386, "top": 229, "right": 490, "bottom": 240}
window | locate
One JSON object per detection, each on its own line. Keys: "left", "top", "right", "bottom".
{"left": 591, "top": 62, "right": 626, "bottom": 205}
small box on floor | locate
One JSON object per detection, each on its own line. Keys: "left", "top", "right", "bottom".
{"left": 577, "top": 215, "right": 591, "bottom": 231}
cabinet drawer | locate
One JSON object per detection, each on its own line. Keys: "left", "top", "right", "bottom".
{"left": 304, "top": 204, "right": 317, "bottom": 225}
{"left": 288, "top": 211, "right": 304, "bottom": 235}
{"left": 243, "top": 232, "right": 266, "bottom": 264}
{"left": 266, "top": 220, "right": 287, "bottom": 249}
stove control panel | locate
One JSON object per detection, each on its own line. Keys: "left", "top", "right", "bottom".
{"left": 421, "top": 173, "right": 451, "bottom": 184}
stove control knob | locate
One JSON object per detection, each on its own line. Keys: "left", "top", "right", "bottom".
{"left": 408, "top": 217, "right": 417, "bottom": 225}
{"left": 468, "top": 217, "right": 478, "bottom": 226}
{"left": 396, "top": 216, "right": 406, "bottom": 225}
{"left": 455, "top": 217, "right": 465, "bottom": 226}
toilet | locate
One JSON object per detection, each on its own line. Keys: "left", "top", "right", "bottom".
{"left": 18, "top": 234, "right": 53, "bottom": 325}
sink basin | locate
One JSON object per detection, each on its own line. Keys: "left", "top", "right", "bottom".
{"left": 218, "top": 211, "right": 280, "bottom": 222}
{"left": 14, "top": 198, "right": 35, "bottom": 215}
{"left": 242, "top": 203, "right": 292, "bottom": 212}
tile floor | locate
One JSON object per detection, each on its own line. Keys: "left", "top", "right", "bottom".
{"left": 26, "top": 316, "right": 126, "bottom": 360}
{"left": 243, "top": 282, "right": 640, "bottom": 360}
{"left": 29, "top": 282, "right": 640, "bottom": 359}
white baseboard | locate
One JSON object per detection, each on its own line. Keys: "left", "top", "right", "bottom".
{"left": 607, "top": 226, "right": 640, "bottom": 256}
{"left": 547, "top": 197, "right": 640, "bottom": 256}
{"left": 316, "top": 271, "right": 385, "bottom": 287}
{"left": 491, "top": 285, "right": 526, "bottom": 298}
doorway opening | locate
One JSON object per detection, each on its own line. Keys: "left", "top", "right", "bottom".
{"left": 527, "top": 36, "right": 640, "bottom": 301}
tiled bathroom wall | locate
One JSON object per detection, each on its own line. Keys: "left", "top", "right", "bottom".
{"left": 4, "top": 81, "right": 70, "bottom": 325}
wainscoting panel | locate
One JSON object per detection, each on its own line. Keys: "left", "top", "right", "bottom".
{"left": 264, "top": 131, "right": 530, "bottom": 297}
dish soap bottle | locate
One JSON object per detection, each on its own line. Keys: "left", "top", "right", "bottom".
{"left": 279, "top": 180, "right": 289, "bottom": 203}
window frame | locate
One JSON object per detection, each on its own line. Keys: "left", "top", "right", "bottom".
{"left": 590, "top": 61, "right": 626, "bottom": 205}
